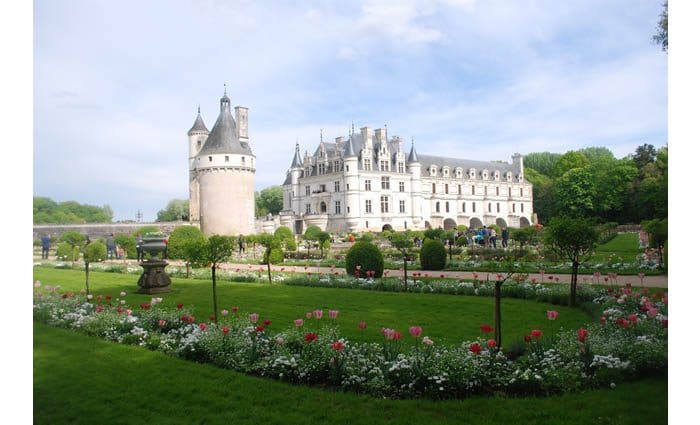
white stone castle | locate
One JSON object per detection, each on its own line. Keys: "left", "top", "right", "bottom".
{"left": 187, "top": 90, "right": 256, "bottom": 236}
{"left": 280, "top": 126, "right": 534, "bottom": 234}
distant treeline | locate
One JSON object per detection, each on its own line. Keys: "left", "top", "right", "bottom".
{"left": 34, "top": 197, "right": 113, "bottom": 224}
{"left": 524, "top": 144, "right": 667, "bottom": 224}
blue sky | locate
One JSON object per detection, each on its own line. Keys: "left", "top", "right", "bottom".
{"left": 33, "top": 0, "right": 668, "bottom": 221}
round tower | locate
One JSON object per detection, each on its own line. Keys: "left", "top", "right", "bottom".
{"left": 407, "top": 139, "right": 423, "bottom": 228}
{"left": 187, "top": 107, "right": 209, "bottom": 223}
{"left": 194, "top": 91, "right": 256, "bottom": 236}
{"left": 342, "top": 130, "right": 360, "bottom": 232}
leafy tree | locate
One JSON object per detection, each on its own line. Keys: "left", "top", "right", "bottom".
{"left": 345, "top": 241, "right": 384, "bottom": 278}
{"left": 258, "top": 234, "right": 281, "bottom": 284}
{"left": 642, "top": 218, "right": 668, "bottom": 269}
{"left": 273, "top": 226, "right": 294, "bottom": 244}
{"left": 523, "top": 152, "right": 562, "bottom": 177}
{"left": 255, "top": 186, "right": 284, "bottom": 217}
{"left": 653, "top": 1, "right": 668, "bottom": 52}
{"left": 578, "top": 147, "right": 615, "bottom": 164}
{"left": 631, "top": 143, "right": 657, "bottom": 169}
{"left": 544, "top": 217, "right": 599, "bottom": 306}
{"left": 420, "top": 239, "right": 447, "bottom": 271}
{"left": 33, "top": 197, "right": 113, "bottom": 224}
{"left": 524, "top": 168, "right": 556, "bottom": 223}
{"left": 167, "top": 226, "right": 206, "bottom": 277}
{"left": 59, "top": 231, "right": 86, "bottom": 264}
{"left": 133, "top": 226, "right": 161, "bottom": 237}
{"left": 304, "top": 225, "right": 323, "bottom": 241}
{"left": 423, "top": 228, "right": 445, "bottom": 242}
{"left": 56, "top": 242, "right": 80, "bottom": 262}
{"left": 83, "top": 241, "right": 107, "bottom": 295}
{"left": 554, "top": 168, "right": 595, "bottom": 218}
{"left": 114, "top": 235, "right": 136, "bottom": 259}
{"left": 156, "top": 199, "right": 189, "bottom": 222}
{"left": 552, "top": 151, "right": 590, "bottom": 178}
{"left": 588, "top": 160, "right": 638, "bottom": 220}
{"left": 185, "top": 235, "right": 234, "bottom": 323}
{"left": 389, "top": 232, "right": 414, "bottom": 291}
{"left": 510, "top": 227, "right": 537, "bottom": 253}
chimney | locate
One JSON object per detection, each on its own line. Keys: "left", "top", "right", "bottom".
{"left": 235, "top": 106, "right": 249, "bottom": 141}
{"left": 512, "top": 153, "right": 524, "bottom": 175}
{"left": 374, "top": 128, "right": 387, "bottom": 144}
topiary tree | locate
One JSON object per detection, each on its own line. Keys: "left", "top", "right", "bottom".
{"left": 420, "top": 238, "right": 447, "bottom": 270}
{"left": 258, "top": 233, "right": 282, "bottom": 284}
{"left": 59, "top": 231, "right": 86, "bottom": 264}
{"left": 56, "top": 242, "right": 80, "bottom": 262}
{"left": 544, "top": 217, "right": 599, "bottom": 306}
{"left": 167, "top": 226, "right": 206, "bottom": 277}
{"left": 185, "top": 235, "right": 234, "bottom": 323}
{"left": 285, "top": 238, "right": 297, "bottom": 252}
{"left": 423, "top": 228, "right": 445, "bottom": 242}
{"left": 642, "top": 218, "right": 668, "bottom": 269}
{"left": 83, "top": 241, "right": 107, "bottom": 295}
{"left": 274, "top": 226, "right": 294, "bottom": 244}
{"left": 304, "top": 225, "right": 323, "bottom": 241}
{"left": 345, "top": 241, "right": 384, "bottom": 278}
{"left": 455, "top": 236, "right": 469, "bottom": 247}
{"left": 389, "top": 232, "right": 414, "bottom": 290}
{"left": 317, "top": 231, "right": 331, "bottom": 258}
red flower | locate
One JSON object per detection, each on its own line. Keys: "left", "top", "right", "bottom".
{"left": 358, "top": 321, "right": 367, "bottom": 330}
{"left": 177, "top": 303, "right": 184, "bottom": 309}
{"left": 530, "top": 329, "right": 543, "bottom": 339}
{"left": 304, "top": 332, "right": 318, "bottom": 343}
{"left": 486, "top": 339, "right": 497, "bottom": 348}
{"left": 480, "top": 324, "right": 494, "bottom": 334}
{"left": 199, "top": 323, "right": 207, "bottom": 331}
{"left": 600, "top": 316, "right": 607, "bottom": 324}
{"left": 255, "top": 325, "right": 265, "bottom": 333}
{"left": 222, "top": 326, "right": 230, "bottom": 335}
{"left": 209, "top": 315, "right": 216, "bottom": 322}
{"left": 577, "top": 328, "right": 588, "bottom": 343}
{"left": 440, "top": 274, "right": 445, "bottom": 278}
{"left": 616, "top": 318, "right": 630, "bottom": 329}
{"left": 105, "top": 295, "right": 112, "bottom": 301}
{"left": 524, "top": 335, "right": 532, "bottom": 343}
{"left": 627, "top": 314, "right": 638, "bottom": 324}
{"left": 95, "top": 305, "right": 104, "bottom": 313}
{"left": 662, "top": 319, "right": 668, "bottom": 328}
{"left": 140, "top": 303, "right": 151, "bottom": 310}
{"left": 231, "top": 306, "right": 239, "bottom": 313}
{"left": 116, "top": 307, "right": 123, "bottom": 313}
{"left": 331, "top": 341, "right": 345, "bottom": 352}
{"left": 469, "top": 343, "right": 482, "bottom": 355}
{"left": 263, "top": 319, "right": 272, "bottom": 326}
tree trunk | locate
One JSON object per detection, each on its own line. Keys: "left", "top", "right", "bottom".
{"left": 186, "top": 262, "right": 190, "bottom": 278}
{"left": 570, "top": 260, "right": 579, "bottom": 307}
{"left": 495, "top": 281, "right": 502, "bottom": 348}
{"left": 658, "top": 242, "right": 664, "bottom": 270}
{"left": 212, "top": 265, "right": 218, "bottom": 323}
{"left": 403, "top": 255, "right": 408, "bottom": 292}
{"left": 85, "top": 263, "right": 90, "bottom": 295}
{"left": 267, "top": 259, "right": 272, "bottom": 284}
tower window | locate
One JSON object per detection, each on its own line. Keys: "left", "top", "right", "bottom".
{"left": 225, "top": 156, "right": 229, "bottom": 162}
{"left": 472, "top": 202, "right": 476, "bottom": 213}
{"left": 399, "top": 181, "right": 405, "bottom": 192}
{"left": 241, "top": 157, "right": 245, "bottom": 165}
{"left": 436, "top": 202, "right": 440, "bottom": 213}
{"left": 208, "top": 156, "right": 212, "bottom": 162}
{"left": 446, "top": 202, "right": 450, "bottom": 213}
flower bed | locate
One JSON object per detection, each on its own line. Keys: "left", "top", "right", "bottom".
{"left": 33, "top": 281, "right": 667, "bottom": 399}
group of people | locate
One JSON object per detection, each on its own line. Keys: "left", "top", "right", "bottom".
{"left": 454, "top": 226, "right": 509, "bottom": 249}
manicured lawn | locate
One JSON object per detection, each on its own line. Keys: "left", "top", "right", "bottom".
{"left": 33, "top": 268, "right": 592, "bottom": 345}
{"left": 590, "top": 233, "right": 642, "bottom": 262}
{"left": 34, "top": 323, "right": 667, "bottom": 425}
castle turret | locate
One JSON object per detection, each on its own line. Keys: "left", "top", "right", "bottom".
{"left": 407, "top": 139, "right": 422, "bottom": 226}
{"left": 194, "top": 90, "right": 256, "bottom": 236}
{"left": 187, "top": 107, "right": 209, "bottom": 223}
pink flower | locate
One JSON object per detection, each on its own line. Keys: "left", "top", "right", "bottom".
{"left": 305, "top": 312, "right": 312, "bottom": 319}
{"left": 328, "top": 310, "right": 339, "bottom": 319}
{"left": 546, "top": 310, "right": 559, "bottom": 320}
{"left": 409, "top": 326, "right": 423, "bottom": 338}
{"left": 294, "top": 319, "right": 304, "bottom": 327}
{"left": 313, "top": 309, "right": 323, "bottom": 319}
{"left": 120, "top": 291, "right": 127, "bottom": 297}
{"left": 531, "top": 329, "right": 543, "bottom": 339}
{"left": 627, "top": 314, "right": 638, "bottom": 324}
{"left": 358, "top": 321, "right": 367, "bottom": 330}
{"left": 275, "top": 336, "right": 285, "bottom": 345}
{"left": 222, "top": 326, "right": 230, "bottom": 335}
{"left": 34, "top": 280, "right": 41, "bottom": 288}
{"left": 577, "top": 328, "right": 588, "bottom": 343}
{"left": 125, "top": 309, "right": 132, "bottom": 316}
{"left": 158, "top": 319, "right": 167, "bottom": 327}
{"left": 249, "top": 313, "right": 259, "bottom": 323}
{"left": 331, "top": 341, "right": 345, "bottom": 352}
{"left": 647, "top": 308, "right": 659, "bottom": 318}
{"left": 95, "top": 305, "right": 105, "bottom": 313}
{"left": 422, "top": 336, "right": 434, "bottom": 346}
{"left": 486, "top": 339, "right": 497, "bottom": 348}
{"left": 199, "top": 323, "right": 208, "bottom": 330}
{"left": 221, "top": 309, "right": 229, "bottom": 317}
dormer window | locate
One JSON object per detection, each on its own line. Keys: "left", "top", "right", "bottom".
{"left": 430, "top": 166, "right": 437, "bottom": 176}
{"left": 518, "top": 174, "right": 524, "bottom": 182}
{"left": 482, "top": 170, "right": 489, "bottom": 180}
{"left": 494, "top": 171, "right": 500, "bottom": 180}
{"left": 442, "top": 166, "right": 450, "bottom": 178}
{"left": 455, "top": 167, "right": 463, "bottom": 178}
{"left": 469, "top": 168, "right": 476, "bottom": 179}
{"left": 506, "top": 172, "right": 513, "bottom": 182}
{"left": 208, "top": 156, "right": 213, "bottom": 162}
{"left": 225, "top": 156, "right": 229, "bottom": 162}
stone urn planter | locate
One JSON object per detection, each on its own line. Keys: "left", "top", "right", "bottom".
{"left": 136, "top": 236, "right": 172, "bottom": 294}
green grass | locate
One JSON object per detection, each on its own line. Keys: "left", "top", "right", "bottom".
{"left": 33, "top": 268, "right": 591, "bottom": 346}
{"left": 591, "top": 233, "right": 642, "bottom": 262}
{"left": 34, "top": 323, "right": 668, "bottom": 425}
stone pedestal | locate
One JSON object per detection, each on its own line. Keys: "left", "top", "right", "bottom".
{"left": 137, "top": 260, "right": 172, "bottom": 294}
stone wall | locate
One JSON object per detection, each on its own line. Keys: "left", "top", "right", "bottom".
{"left": 33, "top": 222, "right": 192, "bottom": 241}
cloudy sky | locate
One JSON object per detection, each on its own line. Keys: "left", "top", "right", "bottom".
{"left": 33, "top": 0, "right": 668, "bottom": 221}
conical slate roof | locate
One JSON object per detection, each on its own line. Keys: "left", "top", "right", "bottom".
{"left": 198, "top": 94, "right": 253, "bottom": 156}
{"left": 290, "top": 143, "right": 303, "bottom": 168}
{"left": 407, "top": 141, "right": 419, "bottom": 163}
{"left": 187, "top": 110, "right": 208, "bottom": 135}
{"left": 343, "top": 134, "right": 357, "bottom": 158}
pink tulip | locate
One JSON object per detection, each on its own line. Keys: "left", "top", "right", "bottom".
{"left": 358, "top": 321, "right": 367, "bottom": 330}
{"left": 158, "top": 319, "right": 167, "bottom": 327}
{"left": 422, "top": 336, "right": 434, "bottom": 346}
{"left": 409, "top": 326, "right": 423, "bottom": 338}
{"left": 328, "top": 310, "right": 339, "bottom": 319}
{"left": 125, "top": 309, "right": 132, "bottom": 316}
{"left": 294, "top": 319, "right": 304, "bottom": 327}
{"left": 306, "top": 312, "right": 313, "bottom": 319}
{"left": 313, "top": 310, "right": 323, "bottom": 319}
{"left": 546, "top": 310, "right": 559, "bottom": 320}
{"left": 249, "top": 313, "right": 259, "bottom": 323}
{"left": 221, "top": 309, "right": 229, "bottom": 317}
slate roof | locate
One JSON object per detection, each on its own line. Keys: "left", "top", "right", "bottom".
{"left": 188, "top": 112, "right": 209, "bottom": 134}
{"left": 197, "top": 96, "right": 253, "bottom": 156}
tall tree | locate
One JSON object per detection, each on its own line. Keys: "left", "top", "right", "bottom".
{"left": 156, "top": 199, "right": 189, "bottom": 222}
{"left": 554, "top": 168, "right": 595, "bottom": 218}
{"left": 524, "top": 168, "right": 556, "bottom": 223}
{"left": 185, "top": 235, "right": 234, "bottom": 323}
{"left": 523, "top": 152, "right": 562, "bottom": 177}
{"left": 652, "top": 1, "right": 668, "bottom": 52}
{"left": 552, "top": 151, "right": 590, "bottom": 178}
{"left": 632, "top": 143, "right": 657, "bottom": 169}
{"left": 255, "top": 186, "right": 284, "bottom": 217}
{"left": 388, "top": 232, "right": 415, "bottom": 291}
{"left": 33, "top": 197, "right": 113, "bottom": 224}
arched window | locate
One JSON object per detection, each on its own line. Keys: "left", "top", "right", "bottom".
{"left": 436, "top": 202, "right": 440, "bottom": 212}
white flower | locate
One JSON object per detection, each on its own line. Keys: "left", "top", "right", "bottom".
{"left": 120, "top": 291, "right": 127, "bottom": 297}
{"left": 610, "top": 382, "right": 616, "bottom": 389}
{"left": 120, "top": 300, "right": 126, "bottom": 305}
{"left": 87, "top": 294, "right": 93, "bottom": 300}
{"left": 34, "top": 281, "right": 41, "bottom": 288}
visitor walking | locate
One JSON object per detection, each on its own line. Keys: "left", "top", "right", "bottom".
{"left": 136, "top": 235, "right": 144, "bottom": 262}
{"left": 501, "top": 228, "right": 509, "bottom": 248}
{"left": 41, "top": 234, "right": 51, "bottom": 259}
{"left": 238, "top": 235, "right": 245, "bottom": 255}
{"left": 106, "top": 233, "right": 116, "bottom": 260}
{"left": 489, "top": 228, "right": 497, "bottom": 248}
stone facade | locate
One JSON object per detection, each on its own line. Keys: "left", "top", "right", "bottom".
{"left": 188, "top": 91, "right": 256, "bottom": 236}
{"left": 281, "top": 126, "right": 534, "bottom": 234}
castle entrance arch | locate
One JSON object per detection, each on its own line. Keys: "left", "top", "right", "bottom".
{"left": 496, "top": 218, "right": 508, "bottom": 229}
{"left": 519, "top": 217, "right": 530, "bottom": 228}
{"left": 443, "top": 218, "right": 457, "bottom": 231}
{"left": 382, "top": 224, "right": 393, "bottom": 231}
{"left": 469, "top": 217, "right": 483, "bottom": 229}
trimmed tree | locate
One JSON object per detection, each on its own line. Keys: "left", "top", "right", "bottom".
{"left": 82, "top": 241, "right": 107, "bottom": 296}
{"left": 317, "top": 231, "right": 331, "bottom": 258}
{"left": 389, "top": 232, "right": 414, "bottom": 291}
{"left": 167, "top": 226, "right": 206, "bottom": 277}
{"left": 345, "top": 241, "right": 384, "bottom": 278}
{"left": 258, "top": 233, "right": 282, "bottom": 284}
{"left": 642, "top": 218, "right": 668, "bottom": 269}
{"left": 544, "top": 217, "right": 599, "bottom": 306}
{"left": 185, "top": 235, "right": 234, "bottom": 323}
{"left": 420, "top": 239, "right": 447, "bottom": 271}
{"left": 59, "top": 231, "right": 86, "bottom": 264}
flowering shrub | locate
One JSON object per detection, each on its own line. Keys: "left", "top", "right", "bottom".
{"left": 33, "top": 282, "right": 667, "bottom": 400}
